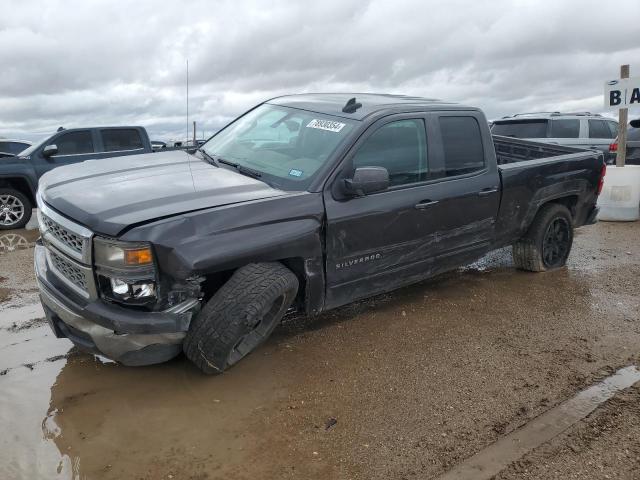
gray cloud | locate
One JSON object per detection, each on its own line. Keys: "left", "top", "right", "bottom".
{"left": 1, "top": 0, "right": 639, "bottom": 141}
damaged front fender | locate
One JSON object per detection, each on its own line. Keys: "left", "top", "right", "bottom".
{"left": 120, "top": 192, "right": 327, "bottom": 314}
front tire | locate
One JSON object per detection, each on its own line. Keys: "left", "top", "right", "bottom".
{"left": 0, "top": 188, "right": 32, "bottom": 230}
{"left": 183, "top": 262, "right": 299, "bottom": 374}
{"left": 512, "top": 204, "right": 573, "bottom": 272}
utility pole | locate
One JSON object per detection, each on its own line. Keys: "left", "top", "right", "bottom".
{"left": 616, "top": 64, "right": 629, "bottom": 167}
{"left": 193, "top": 121, "right": 197, "bottom": 146}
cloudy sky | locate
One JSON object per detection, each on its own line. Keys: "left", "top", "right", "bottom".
{"left": 2, "top": 0, "right": 639, "bottom": 142}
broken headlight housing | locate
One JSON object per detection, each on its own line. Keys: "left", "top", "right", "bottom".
{"left": 93, "top": 237, "right": 158, "bottom": 305}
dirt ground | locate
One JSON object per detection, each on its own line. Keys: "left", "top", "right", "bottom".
{"left": 1, "top": 219, "right": 639, "bottom": 480}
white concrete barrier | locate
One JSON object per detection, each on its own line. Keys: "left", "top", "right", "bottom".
{"left": 597, "top": 165, "right": 640, "bottom": 221}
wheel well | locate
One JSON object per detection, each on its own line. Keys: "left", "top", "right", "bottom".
{"left": 201, "top": 258, "right": 307, "bottom": 309}
{"left": 279, "top": 257, "right": 307, "bottom": 310}
{"left": 544, "top": 195, "right": 578, "bottom": 220}
{"left": 0, "top": 177, "right": 35, "bottom": 206}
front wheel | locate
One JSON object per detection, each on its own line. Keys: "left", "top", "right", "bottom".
{"left": 512, "top": 204, "right": 574, "bottom": 272}
{"left": 183, "top": 262, "right": 299, "bottom": 374}
{"left": 0, "top": 188, "right": 32, "bottom": 230}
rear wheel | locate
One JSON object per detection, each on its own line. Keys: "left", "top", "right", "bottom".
{"left": 0, "top": 188, "right": 32, "bottom": 230}
{"left": 512, "top": 204, "right": 573, "bottom": 272}
{"left": 183, "top": 262, "right": 299, "bottom": 374}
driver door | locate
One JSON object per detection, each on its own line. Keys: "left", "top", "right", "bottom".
{"left": 323, "top": 114, "right": 437, "bottom": 308}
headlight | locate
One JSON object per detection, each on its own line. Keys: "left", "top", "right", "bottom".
{"left": 94, "top": 238, "right": 154, "bottom": 268}
{"left": 93, "top": 237, "right": 157, "bottom": 303}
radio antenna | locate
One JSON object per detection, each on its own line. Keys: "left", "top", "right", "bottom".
{"left": 186, "top": 59, "right": 189, "bottom": 145}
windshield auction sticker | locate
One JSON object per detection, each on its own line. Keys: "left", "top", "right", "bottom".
{"left": 306, "top": 119, "right": 346, "bottom": 133}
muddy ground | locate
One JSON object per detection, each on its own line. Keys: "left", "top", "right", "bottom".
{"left": 1, "top": 218, "right": 639, "bottom": 479}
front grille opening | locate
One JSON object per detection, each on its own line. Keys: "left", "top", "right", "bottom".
{"left": 42, "top": 215, "right": 84, "bottom": 253}
{"left": 50, "top": 250, "right": 88, "bottom": 291}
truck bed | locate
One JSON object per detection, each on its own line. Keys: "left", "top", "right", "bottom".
{"left": 493, "top": 135, "right": 585, "bottom": 164}
{"left": 492, "top": 135, "right": 603, "bottom": 247}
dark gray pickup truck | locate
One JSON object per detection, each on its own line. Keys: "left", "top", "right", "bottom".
{"left": 34, "top": 94, "right": 605, "bottom": 374}
{"left": 0, "top": 126, "right": 152, "bottom": 229}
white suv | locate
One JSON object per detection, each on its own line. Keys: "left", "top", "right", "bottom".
{"left": 491, "top": 112, "right": 618, "bottom": 163}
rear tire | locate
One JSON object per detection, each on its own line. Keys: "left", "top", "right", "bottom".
{"left": 183, "top": 262, "right": 299, "bottom": 374}
{"left": 0, "top": 188, "right": 32, "bottom": 230}
{"left": 512, "top": 204, "right": 573, "bottom": 272}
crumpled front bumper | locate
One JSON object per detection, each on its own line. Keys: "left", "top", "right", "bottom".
{"left": 35, "top": 241, "right": 197, "bottom": 366}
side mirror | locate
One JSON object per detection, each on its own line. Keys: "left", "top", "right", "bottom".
{"left": 630, "top": 119, "right": 640, "bottom": 128}
{"left": 343, "top": 166, "right": 389, "bottom": 196}
{"left": 42, "top": 144, "right": 58, "bottom": 158}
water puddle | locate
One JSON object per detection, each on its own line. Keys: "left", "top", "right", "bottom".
{"left": 0, "top": 229, "right": 39, "bottom": 255}
{"left": 0, "top": 303, "right": 45, "bottom": 330}
{"left": 0, "top": 302, "right": 70, "bottom": 375}
{"left": 437, "top": 365, "right": 640, "bottom": 480}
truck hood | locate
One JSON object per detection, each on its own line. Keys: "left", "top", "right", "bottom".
{"left": 39, "top": 150, "right": 290, "bottom": 236}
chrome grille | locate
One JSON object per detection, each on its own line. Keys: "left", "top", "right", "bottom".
{"left": 49, "top": 250, "right": 88, "bottom": 291}
{"left": 37, "top": 195, "right": 96, "bottom": 299}
{"left": 37, "top": 197, "right": 92, "bottom": 265}
{"left": 41, "top": 214, "right": 84, "bottom": 254}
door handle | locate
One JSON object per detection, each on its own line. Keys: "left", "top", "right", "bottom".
{"left": 414, "top": 200, "right": 439, "bottom": 210}
{"left": 478, "top": 187, "right": 498, "bottom": 197}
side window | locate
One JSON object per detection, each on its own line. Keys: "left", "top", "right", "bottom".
{"left": 549, "top": 119, "right": 580, "bottom": 138}
{"left": 55, "top": 131, "right": 94, "bottom": 155}
{"left": 589, "top": 119, "right": 614, "bottom": 139}
{"left": 101, "top": 129, "right": 143, "bottom": 152}
{"left": 607, "top": 121, "right": 619, "bottom": 138}
{"left": 0, "top": 142, "right": 10, "bottom": 154}
{"left": 351, "top": 119, "right": 427, "bottom": 187}
{"left": 439, "top": 116, "right": 485, "bottom": 177}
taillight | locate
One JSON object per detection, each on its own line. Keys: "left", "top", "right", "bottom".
{"left": 597, "top": 164, "right": 606, "bottom": 195}
{"left": 609, "top": 142, "right": 618, "bottom": 153}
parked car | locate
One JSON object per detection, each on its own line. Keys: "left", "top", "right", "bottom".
{"left": 150, "top": 140, "right": 167, "bottom": 151}
{"left": 0, "top": 126, "right": 153, "bottom": 229}
{"left": 491, "top": 112, "right": 618, "bottom": 162}
{"left": 167, "top": 139, "right": 206, "bottom": 149}
{"left": 609, "top": 119, "right": 640, "bottom": 165}
{"left": 0, "top": 139, "right": 32, "bottom": 159}
{"left": 34, "top": 94, "right": 604, "bottom": 374}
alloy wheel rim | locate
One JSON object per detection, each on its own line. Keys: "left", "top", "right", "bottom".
{"left": 0, "top": 194, "right": 25, "bottom": 227}
{"left": 542, "top": 217, "right": 570, "bottom": 268}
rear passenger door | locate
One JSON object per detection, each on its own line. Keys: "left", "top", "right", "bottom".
{"left": 97, "top": 128, "right": 146, "bottom": 158}
{"left": 424, "top": 112, "right": 500, "bottom": 259}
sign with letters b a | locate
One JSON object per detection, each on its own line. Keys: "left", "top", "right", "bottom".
{"left": 604, "top": 78, "right": 640, "bottom": 109}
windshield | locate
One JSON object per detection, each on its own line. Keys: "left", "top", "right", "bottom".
{"left": 492, "top": 120, "right": 548, "bottom": 138}
{"left": 18, "top": 135, "right": 50, "bottom": 157}
{"left": 202, "top": 104, "right": 356, "bottom": 190}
